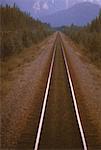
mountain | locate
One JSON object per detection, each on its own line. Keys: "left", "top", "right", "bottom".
{"left": 0, "top": 0, "right": 67, "bottom": 18}
{"left": 40, "top": 2, "right": 101, "bottom": 27}
{"left": 32, "top": 0, "right": 66, "bottom": 18}
{"left": 1, "top": 0, "right": 101, "bottom": 18}
{"left": 67, "top": 0, "right": 101, "bottom": 8}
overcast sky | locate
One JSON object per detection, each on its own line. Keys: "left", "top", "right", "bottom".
{"left": 1, "top": 0, "right": 101, "bottom": 17}
{"left": 1, "top": 0, "right": 101, "bottom": 7}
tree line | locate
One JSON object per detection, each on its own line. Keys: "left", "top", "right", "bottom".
{"left": 0, "top": 4, "right": 53, "bottom": 59}
{"left": 62, "top": 10, "right": 101, "bottom": 67}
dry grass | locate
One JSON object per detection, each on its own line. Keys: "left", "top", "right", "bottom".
{"left": 0, "top": 35, "right": 52, "bottom": 96}
{"left": 61, "top": 33, "right": 101, "bottom": 147}
{"left": 64, "top": 34, "right": 101, "bottom": 69}
{"left": 0, "top": 33, "right": 56, "bottom": 148}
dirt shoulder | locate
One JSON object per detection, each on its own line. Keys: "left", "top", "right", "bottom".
{"left": 1, "top": 33, "right": 57, "bottom": 148}
{"left": 61, "top": 33, "right": 101, "bottom": 149}
{"left": 0, "top": 34, "right": 55, "bottom": 97}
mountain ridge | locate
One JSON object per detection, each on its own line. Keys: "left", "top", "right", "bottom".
{"left": 40, "top": 2, "right": 101, "bottom": 27}
{"left": 1, "top": 0, "right": 101, "bottom": 18}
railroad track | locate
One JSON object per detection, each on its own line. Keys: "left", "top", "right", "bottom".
{"left": 34, "top": 34, "right": 88, "bottom": 150}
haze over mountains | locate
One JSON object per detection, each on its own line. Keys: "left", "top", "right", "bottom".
{"left": 41, "top": 2, "right": 101, "bottom": 26}
{"left": 0, "top": 0, "right": 101, "bottom": 26}
{"left": 1, "top": 0, "right": 101, "bottom": 16}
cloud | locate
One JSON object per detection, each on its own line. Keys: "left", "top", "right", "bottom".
{"left": 33, "top": 1, "right": 40, "bottom": 10}
{"left": 33, "top": 0, "right": 49, "bottom": 11}
{"left": 43, "top": 2, "right": 49, "bottom": 9}
{"left": 52, "top": 0, "right": 55, "bottom": 4}
{"left": 65, "top": 0, "right": 68, "bottom": 8}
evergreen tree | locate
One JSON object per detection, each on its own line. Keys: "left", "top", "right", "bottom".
{"left": 62, "top": 9, "right": 101, "bottom": 67}
{"left": 0, "top": 5, "right": 53, "bottom": 58}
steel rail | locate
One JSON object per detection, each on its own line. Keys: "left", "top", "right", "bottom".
{"left": 60, "top": 38, "right": 88, "bottom": 150}
{"left": 34, "top": 34, "right": 88, "bottom": 150}
{"left": 34, "top": 41, "right": 56, "bottom": 150}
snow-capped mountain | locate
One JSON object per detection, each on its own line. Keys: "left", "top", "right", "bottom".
{"left": 32, "top": 0, "right": 67, "bottom": 17}
{"left": 0, "top": 0, "right": 101, "bottom": 18}
{"left": 67, "top": 0, "right": 101, "bottom": 8}
{"left": 0, "top": 0, "right": 67, "bottom": 17}
{"left": 41, "top": 2, "right": 100, "bottom": 26}
{"left": 28, "top": 0, "right": 101, "bottom": 17}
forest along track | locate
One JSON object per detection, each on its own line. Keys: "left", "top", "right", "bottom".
{"left": 34, "top": 34, "right": 88, "bottom": 150}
